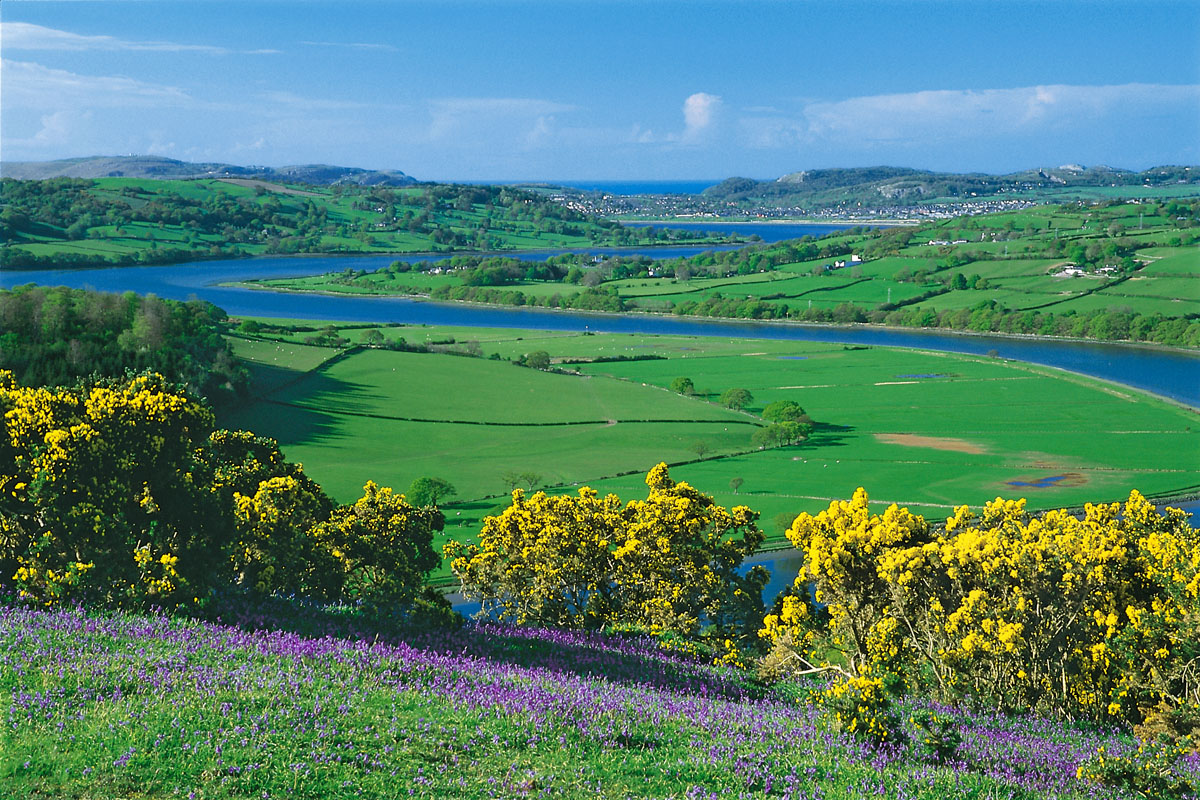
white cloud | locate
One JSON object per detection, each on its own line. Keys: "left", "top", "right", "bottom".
{"left": 743, "top": 83, "right": 1200, "bottom": 149}
{"left": 2, "top": 59, "right": 194, "bottom": 109}
{"left": 300, "top": 40, "right": 399, "bottom": 52}
{"left": 0, "top": 21, "right": 261, "bottom": 55}
{"left": 682, "top": 92, "right": 721, "bottom": 140}
{"left": 4, "top": 109, "right": 91, "bottom": 151}
{"left": 427, "top": 98, "right": 576, "bottom": 144}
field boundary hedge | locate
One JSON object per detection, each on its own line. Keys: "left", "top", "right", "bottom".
{"left": 264, "top": 398, "right": 764, "bottom": 428}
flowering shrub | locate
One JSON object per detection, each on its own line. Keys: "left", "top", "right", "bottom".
{"left": 761, "top": 488, "right": 930, "bottom": 677}
{"left": 231, "top": 474, "right": 335, "bottom": 596}
{"left": 310, "top": 480, "right": 443, "bottom": 609}
{"left": 764, "top": 487, "right": 1200, "bottom": 724}
{"left": 1079, "top": 736, "right": 1196, "bottom": 799}
{"left": 446, "top": 463, "right": 768, "bottom": 642}
{"left": 0, "top": 371, "right": 224, "bottom": 606}
{"left": 1, "top": 372, "right": 444, "bottom": 618}
{"left": 823, "top": 672, "right": 902, "bottom": 745}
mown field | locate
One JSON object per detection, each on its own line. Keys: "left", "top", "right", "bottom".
{"left": 223, "top": 322, "right": 1200, "bottom": 560}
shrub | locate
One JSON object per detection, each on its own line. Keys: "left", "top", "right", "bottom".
{"left": 1078, "top": 736, "right": 1196, "bottom": 800}
{"left": 445, "top": 464, "right": 768, "bottom": 643}
{"left": 762, "top": 488, "right": 1200, "bottom": 723}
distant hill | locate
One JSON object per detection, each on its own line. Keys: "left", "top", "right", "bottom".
{"left": 0, "top": 155, "right": 418, "bottom": 186}
{"left": 702, "top": 165, "right": 1199, "bottom": 208}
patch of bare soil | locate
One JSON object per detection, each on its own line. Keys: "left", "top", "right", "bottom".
{"left": 875, "top": 433, "right": 987, "bottom": 454}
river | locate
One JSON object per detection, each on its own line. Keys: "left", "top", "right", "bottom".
{"left": 3, "top": 236, "right": 1198, "bottom": 601}
{"left": 4, "top": 248, "right": 1198, "bottom": 408}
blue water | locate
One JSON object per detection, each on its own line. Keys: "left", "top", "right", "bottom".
{"left": 4, "top": 233, "right": 1197, "bottom": 599}
{"left": 1008, "top": 475, "right": 1071, "bottom": 489}
{"left": 4, "top": 244, "right": 1198, "bottom": 408}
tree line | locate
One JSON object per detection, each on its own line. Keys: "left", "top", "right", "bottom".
{"left": 0, "top": 285, "right": 248, "bottom": 403}
{"left": 1, "top": 178, "right": 725, "bottom": 269}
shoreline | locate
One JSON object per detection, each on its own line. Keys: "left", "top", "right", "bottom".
{"left": 618, "top": 217, "right": 916, "bottom": 227}
{"left": 0, "top": 235, "right": 748, "bottom": 274}
{"left": 227, "top": 278, "right": 1200, "bottom": 364}
{"left": 228, "top": 280, "right": 1200, "bottom": 413}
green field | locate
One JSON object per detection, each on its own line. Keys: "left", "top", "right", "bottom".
{"left": 224, "top": 324, "right": 1200, "bottom": 561}
{"left": 248, "top": 200, "right": 1199, "bottom": 347}
{"left": 1, "top": 178, "right": 736, "bottom": 268}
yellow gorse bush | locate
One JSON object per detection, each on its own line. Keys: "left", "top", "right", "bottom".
{"left": 1, "top": 370, "right": 219, "bottom": 606}
{"left": 763, "top": 487, "right": 1200, "bottom": 723}
{"left": 445, "top": 463, "right": 768, "bottom": 644}
{"left": 309, "top": 480, "right": 442, "bottom": 608}
{"left": 2, "top": 371, "right": 441, "bottom": 614}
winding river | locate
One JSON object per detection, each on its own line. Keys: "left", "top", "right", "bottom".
{"left": 4, "top": 236, "right": 1198, "bottom": 602}
{"left": 4, "top": 247, "right": 1198, "bottom": 407}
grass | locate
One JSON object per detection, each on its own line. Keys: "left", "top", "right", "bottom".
{"left": 221, "top": 325, "right": 1200, "bottom": 556}
{"left": 1140, "top": 248, "right": 1200, "bottom": 275}
{"left": 3, "top": 604, "right": 1176, "bottom": 800}
{"left": 247, "top": 200, "right": 1198, "bottom": 335}
{"left": 222, "top": 340, "right": 757, "bottom": 510}
{"left": 4, "top": 178, "right": 738, "bottom": 268}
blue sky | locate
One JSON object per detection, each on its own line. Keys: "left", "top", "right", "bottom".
{"left": 2, "top": 1, "right": 1198, "bottom": 180}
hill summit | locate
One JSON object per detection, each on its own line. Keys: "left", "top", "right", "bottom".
{"left": 0, "top": 155, "right": 417, "bottom": 186}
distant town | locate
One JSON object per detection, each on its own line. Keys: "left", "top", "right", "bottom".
{"left": 549, "top": 188, "right": 1043, "bottom": 222}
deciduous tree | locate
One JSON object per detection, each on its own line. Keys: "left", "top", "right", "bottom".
{"left": 408, "top": 476, "right": 457, "bottom": 507}
{"left": 670, "top": 376, "right": 695, "bottom": 395}
{"left": 720, "top": 387, "right": 753, "bottom": 410}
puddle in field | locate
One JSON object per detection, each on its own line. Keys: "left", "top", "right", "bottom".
{"left": 1006, "top": 472, "right": 1087, "bottom": 489}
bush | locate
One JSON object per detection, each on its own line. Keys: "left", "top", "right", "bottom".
{"left": 1, "top": 371, "right": 445, "bottom": 621}
{"left": 1, "top": 371, "right": 227, "bottom": 607}
{"left": 445, "top": 464, "right": 768, "bottom": 643}
{"left": 1078, "top": 736, "right": 1196, "bottom": 800}
{"left": 762, "top": 488, "right": 1200, "bottom": 723}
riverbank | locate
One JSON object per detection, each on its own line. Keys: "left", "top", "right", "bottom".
{"left": 619, "top": 216, "right": 917, "bottom": 226}
{"left": 227, "top": 277, "right": 1200, "bottom": 371}
{"left": 7, "top": 251, "right": 1199, "bottom": 407}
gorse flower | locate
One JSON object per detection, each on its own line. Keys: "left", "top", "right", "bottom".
{"left": 762, "top": 487, "right": 1200, "bottom": 724}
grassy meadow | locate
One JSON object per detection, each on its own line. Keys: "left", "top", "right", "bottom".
{"left": 1, "top": 178, "right": 735, "bottom": 268}
{"left": 8, "top": 604, "right": 1177, "bottom": 800}
{"left": 250, "top": 201, "right": 1200, "bottom": 327}
{"left": 223, "top": 322, "right": 1200, "bottom": 565}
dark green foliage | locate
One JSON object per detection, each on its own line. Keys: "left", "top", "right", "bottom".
{"left": 911, "top": 711, "right": 963, "bottom": 765}
{"left": 523, "top": 350, "right": 552, "bottom": 370}
{"left": 407, "top": 476, "right": 457, "bottom": 507}
{"left": 762, "top": 400, "right": 810, "bottom": 424}
{"left": 1, "top": 178, "right": 727, "bottom": 268}
{"left": 670, "top": 376, "right": 695, "bottom": 395}
{"left": 752, "top": 421, "right": 812, "bottom": 448}
{"left": 0, "top": 285, "right": 247, "bottom": 403}
{"left": 720, "top": 387, "right": 753, "bottom": 410}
